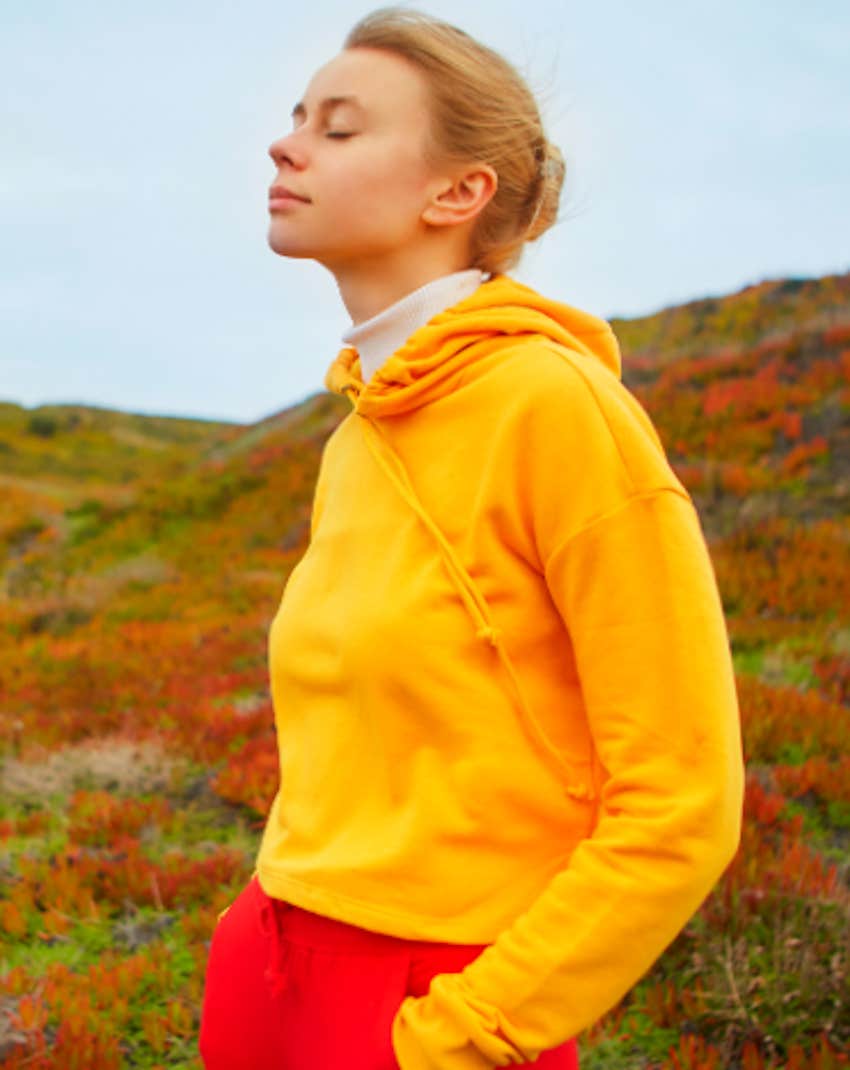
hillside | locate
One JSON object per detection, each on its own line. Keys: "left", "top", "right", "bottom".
{"left": 2, "top": 269, "right": 848, "bottom": 653}
{"left": 616, "top": 271, "right": 850, "bottom": 533}
{"left": 0, "top": 270, "right": 848, "bottom": 1069}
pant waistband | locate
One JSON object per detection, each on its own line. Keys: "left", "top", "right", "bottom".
{"left": 252, "top": 875, "right": 488, "bottom": 956}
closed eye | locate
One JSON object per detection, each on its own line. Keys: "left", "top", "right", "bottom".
{"left": 326, "top": 131, "right": 354, "bottom": 139}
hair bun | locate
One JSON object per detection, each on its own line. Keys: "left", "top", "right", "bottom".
{"left": 526, "top": 141, "right": 566, "bottom": 242}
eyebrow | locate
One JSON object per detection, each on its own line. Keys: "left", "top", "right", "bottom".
{"left": 290, "top": 95, "right": 365, "bottom": 120}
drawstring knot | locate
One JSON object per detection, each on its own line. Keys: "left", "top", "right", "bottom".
{"left": 476, "top": 624, "right": 502, "bottom": 647}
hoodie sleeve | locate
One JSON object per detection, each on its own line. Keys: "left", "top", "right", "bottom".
{"left": 391, "top": 484, "right": 746, "bottom": 1068}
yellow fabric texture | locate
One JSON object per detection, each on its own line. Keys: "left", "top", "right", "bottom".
{"left": 253, "top": 274, "right": 745, "bottom": 1067}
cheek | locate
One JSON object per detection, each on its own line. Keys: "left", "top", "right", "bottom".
{"left": 320, "top": 140, "right": 432, "bottom": 239}
{"left": 372, "top": 153, "right": 432, "bottom": 223}
{"left": 393, "top": 142, "right": 433, "bottom": 196}
{"left": 357, "top": 137, "right": 429, "bottom": 195}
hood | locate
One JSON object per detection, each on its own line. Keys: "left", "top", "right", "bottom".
{"left": 324, "top": 273, "right": 621, "bottom": 417}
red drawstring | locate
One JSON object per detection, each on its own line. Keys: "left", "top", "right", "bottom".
{"left": 259, "top": 886, "right": 293, "bottom": 1000}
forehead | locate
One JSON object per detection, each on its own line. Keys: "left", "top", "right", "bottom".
{"left": 300, "top": 47, "right": 432, "bottom": 120}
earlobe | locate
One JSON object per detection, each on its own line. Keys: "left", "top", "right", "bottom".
{"left": 422, "top": 166, "right": 497, "bottom": 227}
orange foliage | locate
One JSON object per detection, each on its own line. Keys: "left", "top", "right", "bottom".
{"left": 735, "top": 674, "right": 850, "bottom": 763}
{"left": 0, "top": 810, "right": 49, "bottom": 841}
{"left": 210, "top": 731, "right": 279, "bottom": 819}
{"left": 0, "top": 951, "right": 190, "bottom": 1070}
{"left": 14, "top": 841, "right": 251, "bottom": 915}
{"left": 712, "top": 517, "right": 850, "bottom": 625}
{"left": 626, "top": 302, "right": 849, "bottom": 487}
{"left": 780, "top": 436, "right": 829, "bottom": 476}
{"left": 66, "top": 789, "right": 175, "bottom": 846}
{"left": 664, "top": 1033, "right": 722, "bottom": 1069}
{"left": 811, "top": 654, "right": 850, "bottom": 705}
{"left": 773, "top": 755, "right": 850, "bottom": 804}
{"left": 822, "top": 323, "right": 850, "bottom": 347}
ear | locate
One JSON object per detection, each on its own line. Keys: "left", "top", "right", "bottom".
{"left": 421, "top": 163, "right": 498, "bottom": 228}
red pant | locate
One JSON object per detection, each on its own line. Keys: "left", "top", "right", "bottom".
{"left": 199, "top": 875, "right": 579, "bottom": 1069}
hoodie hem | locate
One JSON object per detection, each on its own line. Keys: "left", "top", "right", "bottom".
{"left": 255, "top": 865, "right": 508, "bottom": 945}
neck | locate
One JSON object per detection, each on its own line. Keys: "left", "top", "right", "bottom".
{"left": 329, "top": 245, "right": 474, "bottom": 325}
{"left": 340, "top": 267, "right": 486, "bottom": 382}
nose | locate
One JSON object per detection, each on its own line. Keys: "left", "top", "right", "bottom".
{"left": 268, "top": 130, "right": 305, "bottom": 169}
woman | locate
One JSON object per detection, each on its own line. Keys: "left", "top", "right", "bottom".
{"left": 199, "top": 8, "right": 745, "bottom": 1069}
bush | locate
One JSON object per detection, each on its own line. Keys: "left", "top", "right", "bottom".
{"left": 26, "top": 414, "right": 59, "bottom": 437}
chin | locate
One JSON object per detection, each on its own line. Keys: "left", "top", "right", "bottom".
{"left": 266, "top": 230, "right": 315, "bottom": 259}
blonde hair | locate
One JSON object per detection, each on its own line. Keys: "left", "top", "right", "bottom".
{"left": 343, "top": 7, "right": 565, "bottom": 275}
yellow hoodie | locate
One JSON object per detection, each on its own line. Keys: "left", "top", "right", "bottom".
{"left": 254, "top": 274, "right": 745, "bottom": 1068}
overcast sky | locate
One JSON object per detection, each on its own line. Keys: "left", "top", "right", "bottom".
{"left": 3, "top": 0, "right": 848, "bottom": 424}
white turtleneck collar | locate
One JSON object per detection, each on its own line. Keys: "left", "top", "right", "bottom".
{"left": 341, "top": 269, "right": 486, "bottom": 383}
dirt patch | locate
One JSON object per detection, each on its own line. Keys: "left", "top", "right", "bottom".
{"left": 1, "top": 736, "right": 183, "bottom": 800}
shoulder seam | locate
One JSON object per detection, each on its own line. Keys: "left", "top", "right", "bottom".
{"left": 549, "top": 485, "right": 696, "bottom": 559}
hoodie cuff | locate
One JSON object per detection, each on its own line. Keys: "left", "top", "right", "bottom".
{"left": 391, "top": 971, "right": 528, "bottom": 1069}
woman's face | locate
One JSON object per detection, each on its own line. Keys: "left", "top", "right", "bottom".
{"left": 267, "top": 47, "right": 444, "bottom": 271}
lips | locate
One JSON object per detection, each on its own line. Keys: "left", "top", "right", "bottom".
{"left": 269, "top": 184, "right": 310, "bottom": 203}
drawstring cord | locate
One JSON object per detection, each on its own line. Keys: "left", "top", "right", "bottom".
{"left": 260, "top": 889, "right": 293, "bottom": 1000}
{"left": 349, "top": 402, "right": 596, "bottom": 804}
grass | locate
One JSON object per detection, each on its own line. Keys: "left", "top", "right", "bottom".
{"left": 578, "top": 1007, "right": 680, "bottom": 1068}
{"left": 0, "top": 754, "right": 258, "bottom": 1069}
